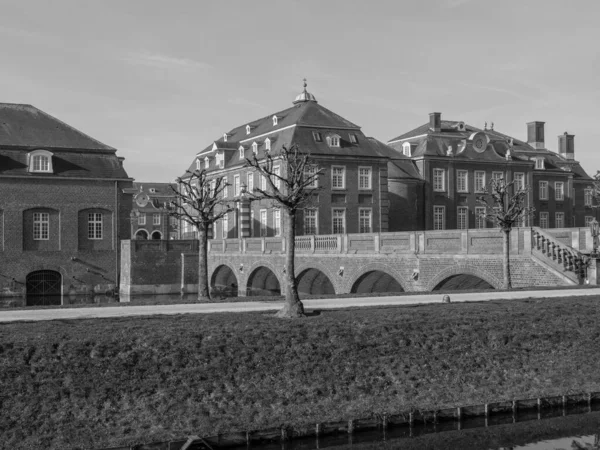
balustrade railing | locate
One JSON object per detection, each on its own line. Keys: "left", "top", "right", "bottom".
{"left": 315, "top": 236, "right": 339, "bottom": 251}
{"left": 295, "top": 236, "right": 312, "bottom": 251}
{"left": 531, "top": 227, "right": 588, "bottom": 280}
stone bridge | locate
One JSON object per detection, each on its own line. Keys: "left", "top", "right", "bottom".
{"left": 120, "top": 227, "right": 596, "bottom": 297}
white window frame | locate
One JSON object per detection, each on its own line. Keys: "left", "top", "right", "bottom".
{"left": 153, "top": 213, "right": 160, "bottom": 225}
{"left": 252, "top": 142, "right": 258, "bottom": 154}
{"left": 272, "top": 115, "right": 278, "bottom": 126}
{"left": 539, "top": 212, "right": 549, "bottom": 228}
{"left": 332, "top": 208, "right": 346, "bottom": 234}
{"left": 433, "top": 169, "right": 445, "bottom": 192}
{"left": 246, "top": 125, "right": 251, "bottom": 135}
{"left": 204, "top": 157, "right": 209, "bottom": 169}
{"left": 313, "top": 131, "right": 322, "bottom": 142}
{"left": 273, "top": 166, "right": 281, "bottom": 190}
{"left": 304, "top": 209, "right": 318, "bottom": 235}
{"left": 456, "top": 170, "right": 468, "bottom": 193}
{"left": 349, "top": 134, "right": 358, "bottom": 144}
{"left": 327, "top": 135, "right": 340, "bottom": 147}
{"left": 304, "top": 165, "right": 319, "bottom": 188}
{"left": 402, "top": 142, "right": 412, "bottom": 157}
{"left": 492, "top": 171, "right": 504, "bottom": 181}
{"left": 234, "top": 174, "right": 241, "bottom": 197}
{"left": 358, "top": 167, "right": 372, "bottom": 190}
{"left": 273, "top": 209, "right": 281, "bottom": 237}
{"left": 250, "top": 210, "right": 255, "bottom": 237}
{"left": 247, "top": 172, "right": 254, "bottom": 194}
{"left": 86, "top": 212, "right": 103, "bottom": 240}
{"left": 535, "top": 158, "right": 545, "bottom": 170}
{"left": 28, "top": 150, "right": 54, "bottom": 173}
{"left": 239, "top": 147, "right": 244, "bottom": 159}
{"left": 514, "top": 172, "right": 525, "bottom": 191}
{"left": 138, "top": 213, "right": 146, "bottom": 225}
{"left": 33, "top": 212, "right": 50, "bottom": 240}
{"left": 222, "top": 214, "right": 228, "bottom": 239}
{"left": 475, "top": 206, "right": 486, "bottom": 229}
{"left": 332, "top": 166, "right": 346, "bottom": 190}
{"left": 222, "top": 177, "right": 228, "bottom": 198}
{"left": 433, "top": 205, "right": 445, "bottom": 230}
{"left": 585, "top": 188, "right": 593, "bottom": 206}
{"left": 196, "top": 159, "right": 201, "bottom": 171}
{"left": 265, "top": 138, "right": 271, "bottom": 151}
{"left": 555, "top": 182, "right": 564, "bottom": 201}
{"left": 457, "top": 206, "right": 468, "bottom": 230}
{"left": 260, "top": 173, "right": 267, "bottom": 191}
{"left": 539, "top": 181, "right": 548, "bottom": 200}
{"left": 555, "top": 212, "right": 565, "bottom": 228}
{"left": 260, "top": 209, "right": 267, "bottom": 237}
{"left": 474, "top": 171, "right": 486, "bottom": 193}
{"left": 358, "top": 208, "right": 372, "bottom": 233}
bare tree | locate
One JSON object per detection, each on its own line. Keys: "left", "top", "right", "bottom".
{"left": 169, "top": 169, "right": 233, "bottom": 301}
{"left": 476, "top": 178, "right": 535, "bottom": 289}
{"left": 245, "top": 144, "right": 322, "bottom": 318}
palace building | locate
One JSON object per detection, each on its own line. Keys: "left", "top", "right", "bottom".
{"left": 127, "top": 182, "right": 178, "bottom": 240}
{"left": 0, "top": 103, "right": 132, "bottom": 301}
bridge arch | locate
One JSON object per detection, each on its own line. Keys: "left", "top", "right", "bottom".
{"left": 295, "top": 262, "right": 337, "bottom": 296}
{"left": 245, "top": 260, "right": 282, "bottom": 297}
{"left": 210, "top": 264, "right": 239, "bottom": 297}
{"left": 345, "top": 262, "right": 408, "bottom": 294}
{"left": 426, "top": 265, "right": 502, "bottom": 291}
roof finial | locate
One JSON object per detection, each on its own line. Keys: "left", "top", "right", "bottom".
{"left": 484, "top": 121, "right": 488, "bottom": 130}
{"left": 293, "top": 78, "right": 317, "bottom": 104}
{"left": 491, "top": 121, "right": 494, "bottom": 130}
{"left": 303, "top": 78, "right": 307, "bottom": 91}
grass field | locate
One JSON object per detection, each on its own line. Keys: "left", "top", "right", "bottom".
{"left": 1, "top": 296, "right": 600, "bottom": 449}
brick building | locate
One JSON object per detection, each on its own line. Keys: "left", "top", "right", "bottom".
{"left": 387, "top": 113, "right": 594, "bottom": 231}
{"left": 180, "top": 83, "right": 421, "bottom": 239}
{"left": 0, "top": 103, "right": 132, "bottom": 300}
{"left": 126, "top": 182, "right": 177, "bottom": 240}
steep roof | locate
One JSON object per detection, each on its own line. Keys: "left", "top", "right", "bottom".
{"left": 0, "top": 103, "right": 115, "bottom": 151}
{"left": 367, "top": 138, "right": 423, "bottom": 181}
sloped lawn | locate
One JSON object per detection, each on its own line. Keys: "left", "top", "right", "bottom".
{"left": 1, "top": 296, "right": 600, "bottom": 449}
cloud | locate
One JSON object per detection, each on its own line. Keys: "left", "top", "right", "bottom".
{"left": 123, "top": 52, "right": 212, "bottom": 70}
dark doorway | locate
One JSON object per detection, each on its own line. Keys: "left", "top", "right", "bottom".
{"left": 26, "top": 270, "right": 62, "bottom": 306}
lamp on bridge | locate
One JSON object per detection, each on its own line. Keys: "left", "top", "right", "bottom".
{"left": 590, "top": 218, "right": 600, "bottom": 257}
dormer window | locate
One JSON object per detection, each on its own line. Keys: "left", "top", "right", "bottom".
{"left": 402, "top": 142, "right": 412, "bottom": 157}
{"left": 196, "top": 159, "right": 201, "bottom": 171}
{"left": 216, "top": 153, "right": 224, "bottom": 169}
{"left": 239, "top": 146, "right": 245, "bottom": 159}
{"left": 252, "top": 142, "right": 258, "bottom": 154}
{"left": 534, "top": 157, "right": 545, "bottom": 169}
{"left": 223, "top": 133, "right": 229, "bottom": 142}
{"left": 246, "top": 125, "right": 253, "bottom": 135}
{"left": 204, "top": 157, "right": 209, "bottom": 169}
{"left": 313, "top": 131, "right": 322, "bottom": 142}
{"left": 326, "top": 135, "right": 340, "bottom": 147}
{"left": 265, "top": 138, "right": 271, "bottom": 151}
{"left": 28, "top": 149, "right": 53, "bottom": 173}
{"left": 349, "top": 134, "right": 358, "bottom": 144}
{"left": 272, "top": 115, "right": 278, "bottom": 126}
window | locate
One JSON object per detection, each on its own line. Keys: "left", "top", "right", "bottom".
{"left": 222, "top": 214, "right": 228, "bottom": 239}
{"left": 332, "top": 208, "right": 346, "bottom": 234}
{"left": 539, "top": 181, "right": 548, "bottom": 200}
{"left": 84, "top": 213, "right": 103, "bottom": 240}
{"left": 475, "top": 206, "right": 486, "bottom": 229}
{"left": 555, "top": 212, "right": 565, "bottom": 228}
{"left": 252, "top": 142, "right": 258, "bottom": 154}
{"left": 402, "top": 142, "right": 412, "bottom": 157}
{"left": 313, "top": 131, "right": 322, "bottom": 142}
{"left": 250, "top": 210, "right": 255, "bottom": 237}
{"left": 475, "top": 171, "right": 486, "bottom": 193}
{"left": 138, "top": 213, "right": 146, "bottom": 225}
{"left": 210, "top": 179, "right": 216, "bottom": 196}
{"left": 539, "top": 212, "right": 549, "bottom": 228}
{"left": 204, "top": 157, "right": 209, "bottom": 169}
{"left": 433, "top": 169, "right": 445, "bottom": 192}
{"left": 327, "top": 135, "right": 340, "bottom": 147}
{"left": 332, "top": 166, "right": 346, "bottom": 189}
{"left": 33, "top": 212, "right": 49, "bottom": 240}
{"left": 585, "top": 188, "right": 593, "bottom": 206}
{"left": 272, "top": 115, "right": 278, "bottom": 126}
{"left": 28, "top": 150, "right": 53, "bottom": 173}
{"left": 555, "top": 182, "right": 564, "bottom": 201}
{"left": 457, "top": 207, "right": 468, "bottom": 230}
{"left": 273, "top": 166, "right": 281, "bottom": 190}
{"left": 433, "top": 206, "right": 445, "bottom": 230}
{"left": 265, "top": 138, "right": 271, "bottom": 151}
{"left": 304, "top": 165, "right": 319, "bottom": 188}
{"left": 304, "top": 209, "right": 318, "bottom": 235}
{"left": 359, "top": 208, "right": 372, "bottom": 233}
{"left": 222, "top": 177, "right": 228, "bottom": 198}
{"left": 358, "top": 167, "right": 372, "bottom": 190}
{"left": 456, "top": 170, "right": 468, "bottom": 193}
{"left": 246, "top": 125, "right": 251, "bottom": 135}
{"left": 234, "top": 175, "right": 241, "bottom": 197}
{"left": 247, "top": 172, "right": 254, "bottom": 194}
{"left": 239, "top": 147, "right": 244, "bottom": 159}
{"left": 196, "top": 159, "right": 201, "bottom": 171}
{"left": 585, "top": 216, "right": 595, "bottom": 227}
{"left": 216, "top": 153, "right": 224, "bottom": 169}
{"left": 153, "top": 214, "right": 160, "bottom": 225}
{"left": 514, "top": 173, "right": 525, "bottom": 191}
{"left": 492, "top": 171, "right": 504, "bottom": 181}
{"left": 223, "top": 133, "right": 229, "bottom": 142}
{"left": 273, "top": 209, "right": 281, "bottom": 236}
{"left": 349, "top": 134, "right": 358, "bottom": 144}
{"left": 535, "top": 158, "right": 545, "bottom": 169}
{"left": 260, "top": 210, "right": 267, "bottom": 237}
{"left": 260, "top": 174, "right": 267, "bottom": 191}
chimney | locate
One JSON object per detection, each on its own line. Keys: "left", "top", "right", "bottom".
{"left": 527, "top": 121, "right": 545, "bottom": 149}
{"left": 429, "top": 112, "right": 441, "bottom": 132}
{"left": 558, "top": 132, "right": 575, "bottom": 160}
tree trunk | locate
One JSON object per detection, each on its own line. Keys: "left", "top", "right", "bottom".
{"left": 276, "top": 210, "right": 304, "bottom": 318}
{"left": 502, "top": 228, "right": 512, "bottom": 290}
{"left": 197, "top": 225, "right": 211, "bottom": 301}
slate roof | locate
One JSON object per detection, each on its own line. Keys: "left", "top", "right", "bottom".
{"left": 366, "top": 138, "right": 423, "bottom": 181}
{"left": 0, "top": 103, "right": 130, "bottom": 179}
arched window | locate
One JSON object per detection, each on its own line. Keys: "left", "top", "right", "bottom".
{"left": 239, "top": 146, "right": 245, "bottom": 159}
{"left": 28, "top": 150, "right": 54, "bottom": 173}
{"left": 265, "top": 138, "right": 271, "bottom": 151}
{"left": 272, "top": 115, "right": 278, "bottom": 126}
{"left": 402, "top": 142, "right": 412, "bottom": 157}
{"left": 204, "top": 157, "right": 209, "bottom": 169}
{"left": 196, "top": 159, "right": 201, "bottom": 170}
{"left": 252, "top": 142, "right": 258, "bottom": 154}
{"left": 326, "top": 135, "right": 340, "bottom": 148}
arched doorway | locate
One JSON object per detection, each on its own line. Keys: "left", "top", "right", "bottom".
{"left": 247, "top": 266, "right": 280, "bottom": 297}
{"left": 296, "top": 268, "right": 335, "bottom": 296}
{"left": 211, "top": 265, "right": 238, "bottom": 297}
{"left": 351, "top": 270, "right": 404, "bottom": 294}
{"left": 433, "top": 274, "right": 494, "bottom": 291}
{"left": 135, "top": 229, "right": 148, "bottom": 240}
{"left": 151, "top": 231, "right": 162, "bottom": 240}
{"left": 26, "top": 270, "right": 62, "bottom": 306}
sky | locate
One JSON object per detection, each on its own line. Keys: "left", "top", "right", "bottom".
{"left": 1, "top": 0, "right": 599, "bottom": 183}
